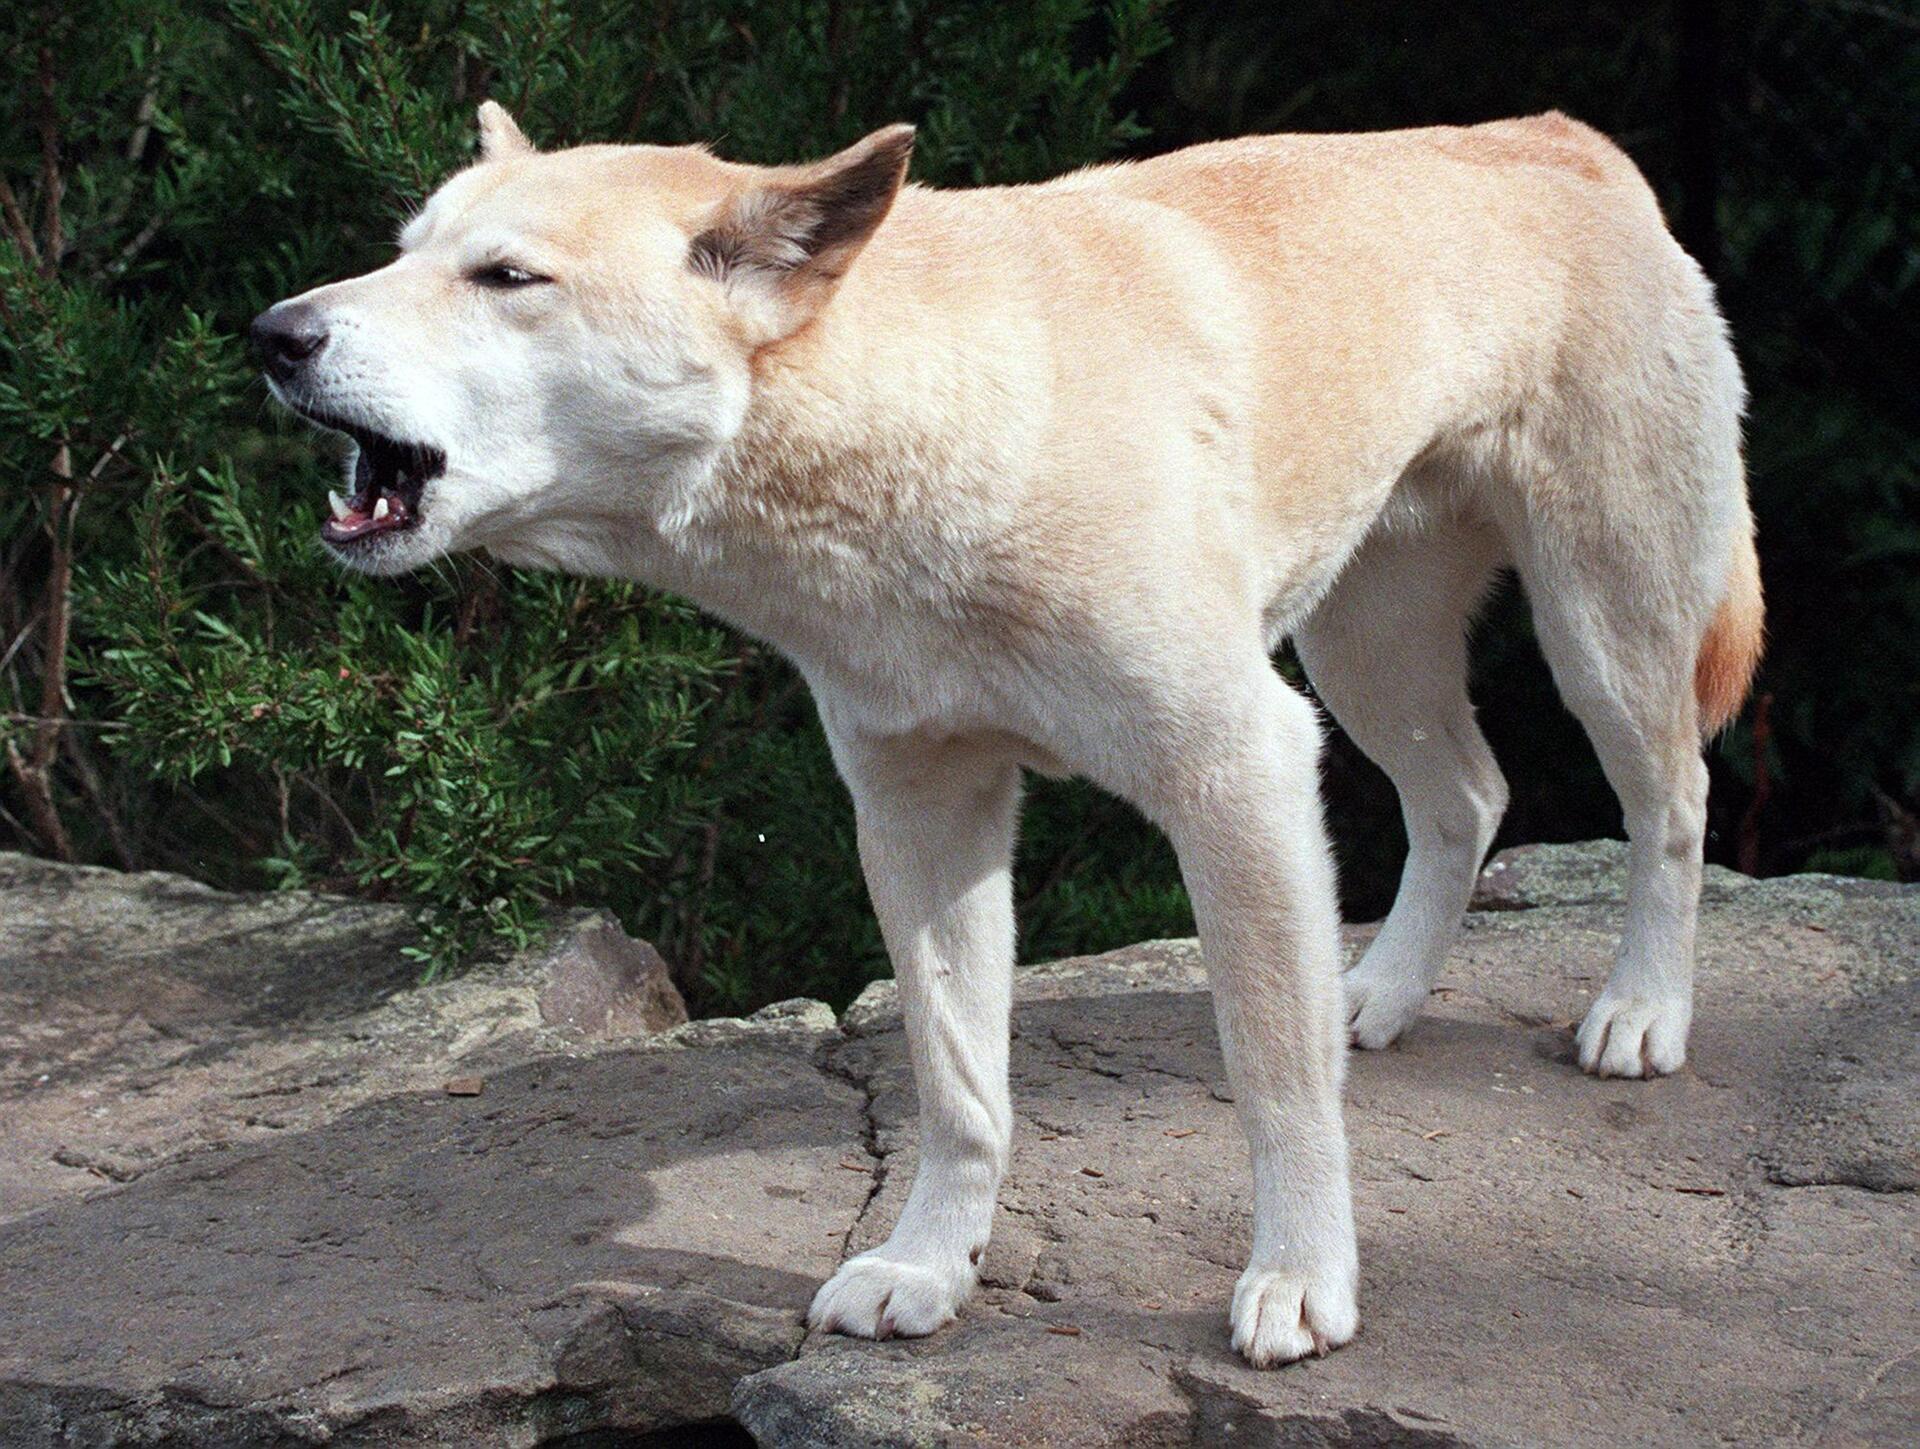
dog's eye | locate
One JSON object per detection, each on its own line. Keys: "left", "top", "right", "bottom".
{"left": 470, "top": 263, "right": 550, "bottom": 289}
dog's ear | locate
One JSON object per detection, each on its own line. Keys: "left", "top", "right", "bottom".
{"left": 690, "top": 124, "right": 914, "bottom": 336}
{"left": 477, "top": 100, "right": 534, "bottom": 161}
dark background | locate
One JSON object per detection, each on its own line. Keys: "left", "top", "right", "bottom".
{"left": 3, "top": 1, "right": 1914, "bottom": 1012}
{"left": 1117, "top": 0, "right": 1920, "bottom": 918}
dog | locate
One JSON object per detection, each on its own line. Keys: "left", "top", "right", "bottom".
{"left": 253, "top": 102, "right": 1761, "bottom": 1366}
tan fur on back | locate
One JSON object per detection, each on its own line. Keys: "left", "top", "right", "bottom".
{"left": 701, "top": 115, "right": 1735, "bottom": 663}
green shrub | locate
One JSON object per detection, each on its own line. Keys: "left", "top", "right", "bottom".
{"left": 1, "top": 0, "right": 1175, "bottom": 1009}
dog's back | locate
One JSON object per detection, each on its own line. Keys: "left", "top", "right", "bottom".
{"left": 830, "top": 117, "right": 1749, "bottom": 657}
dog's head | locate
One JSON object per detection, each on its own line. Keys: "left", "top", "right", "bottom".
{"left": 251, "top": 104, "right": 913, "bottom": 575}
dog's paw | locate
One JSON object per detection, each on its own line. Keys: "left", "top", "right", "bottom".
{"left": 1342, "top": 956, "right": 1428, "bottom": 1051}
{"left": 1230, "top": 1262, "right": 1358, "bottom": 1368}
{"left": 808, "top": 1252, "right": 971, "bottom": 1341}
{"left": 1576, "top": 990, "right": 1689, "bottom": 1078}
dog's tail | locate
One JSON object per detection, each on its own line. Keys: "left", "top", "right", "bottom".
{"left": 1694, "top": 496, "right": 1764, "bottom": 737}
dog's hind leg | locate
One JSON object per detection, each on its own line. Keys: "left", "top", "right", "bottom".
{"left": 807, "top": 719, "right": 1021, "bottom": 1340}
{"left": 1503, "top": 310, "right": 1756, "bottom": 1077}
{"left": 1295, "top": 517, "right": 1508, "bottom": 1049}
{"left": 1515, "top": 536, "right": 1714, "bottom": 1078}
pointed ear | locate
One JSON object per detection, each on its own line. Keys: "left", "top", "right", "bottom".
{"left": 476, "top": 100, "right": 534, "bottom": 161}
{"left": 689, "top": 124, "right": 914, "bottom": 330}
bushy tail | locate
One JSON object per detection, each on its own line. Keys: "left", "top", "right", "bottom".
{"left": 1694, "top": 509, "right": 1764, "bottom": 736}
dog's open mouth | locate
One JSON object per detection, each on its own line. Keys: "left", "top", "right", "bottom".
{"left": 299, "top": 409, "right": 446, "bottom": 547}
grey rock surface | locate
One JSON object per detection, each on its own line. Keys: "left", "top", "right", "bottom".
{"left": 0, "top": 852, "right": 684, "bottom": 1225}
{"left": 1466, "top": 836, "right": 1757, "bottom": 911}
{"left": 0, "top": 1043, "right": 862, "bottom": 1445}
{"left": 1, "top": 845, "right": 1914, "bottom": 1447}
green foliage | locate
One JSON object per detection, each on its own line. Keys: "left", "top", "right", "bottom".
{"left": 1803, "top": 845, "right": 1898, "bottom": 883}
{"left": 1, "top": 0, "right": 1174, "bottom": 1008}
{"left": 84, "top": 458, "right": 730, "bottom": 969}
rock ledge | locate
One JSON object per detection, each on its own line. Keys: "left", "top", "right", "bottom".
{"left": 1, "top": 845, "right": 1913, "bottom": 1447}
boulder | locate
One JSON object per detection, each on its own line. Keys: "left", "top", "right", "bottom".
{"left": 0, "top": 845, "right": 1913, "bottom": 1446}
{"left": 535, "top": 916, "right": 687, "bottom": 1039}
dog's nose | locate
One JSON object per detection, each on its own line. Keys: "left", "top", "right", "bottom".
{"left": 249, "top": 302, "right": 330, "bottom": 382}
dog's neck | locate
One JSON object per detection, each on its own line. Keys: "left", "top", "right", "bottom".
{"left": 626, "top": 259, "right": 1040, "bottom": 662}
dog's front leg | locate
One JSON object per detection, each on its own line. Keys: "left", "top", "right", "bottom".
{"left": 1132, "top": 670, "right": 1359, "bottom": 1366}
{"left": 808, "top": 723, "right": 1021, "bottom": 1340}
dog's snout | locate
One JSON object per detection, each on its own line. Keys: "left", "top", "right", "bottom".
{"left": 249, "top": 301, "right": 330, "bottom": 382}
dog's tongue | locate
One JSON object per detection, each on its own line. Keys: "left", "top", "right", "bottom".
{"left": 322, "top": 443, "right": 413, "bottom": 543}
{"left": 317, "top": 430, "right": 446, "bottom": 548}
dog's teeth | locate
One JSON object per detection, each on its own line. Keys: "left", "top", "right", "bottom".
{"left": 373, "top": 496, "right": 390, "bottom": 521}
{"left": 329, "top": 490, "right": 350, "bottom": 520}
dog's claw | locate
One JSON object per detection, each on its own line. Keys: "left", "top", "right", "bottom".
{"left": 1230, "top": 1264, "right": 1357, "bottom": 1368}
{"left": 1577, "top": 990, "right": 1688, "bottom": 1078}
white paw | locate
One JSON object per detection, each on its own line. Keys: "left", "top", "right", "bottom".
{"left": 807, "top": 1251, "right": 973, "bottom": 1340}
{"left": 1230, "top": 1262, "right": 1359, "bottom": 1368}
{"left": 1343, "top": 956, "right": 1429, "bottom": 1050}
{"left": 1577, "top": 990, "right": 1689, "bottom": 1078}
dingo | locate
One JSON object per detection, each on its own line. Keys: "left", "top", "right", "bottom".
{"left": 255, "top": 104, "right": 1761, "bottom": 1365}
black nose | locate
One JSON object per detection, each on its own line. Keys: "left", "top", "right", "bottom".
{"left": 249, "top": 301, "right": 329, "bottom": 382}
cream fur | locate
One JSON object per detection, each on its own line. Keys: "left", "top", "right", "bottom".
{"left": 258, "top": 108, "right": 1759, "bottom": 1367}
